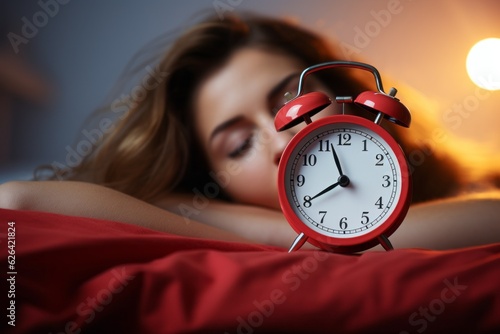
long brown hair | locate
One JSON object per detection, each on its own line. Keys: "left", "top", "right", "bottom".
{"left": 52, "top": 12, "right": 499, "bottom": 204}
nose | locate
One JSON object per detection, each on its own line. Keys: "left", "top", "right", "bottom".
{"left": 272, "top": 129, "right": 294, "bottom": 166}
{"left": 255, "top": 112, "right": 294, "bottom": 167}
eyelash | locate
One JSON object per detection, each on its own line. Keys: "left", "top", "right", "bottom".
{"left": 228, "top": 134, "right": 254, "bottom": 159}
{"left": 271, "top": 104, "right": 284, "bottom": 116}
{"left": 271, "top": 85, "right": 299, "bottom": 116}
{"left": 228, "top": 97, "right": 287, "bottom": 159}
{"left": 226, "top": 80, "right": 299, "bottom": 159}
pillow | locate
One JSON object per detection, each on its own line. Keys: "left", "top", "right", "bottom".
{"left": 1, "top": 208, "right": 499, "bottom": 333}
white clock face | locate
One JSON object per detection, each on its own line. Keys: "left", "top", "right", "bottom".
{"left": 284, "top": 121, "right": 403, "bottom": 238}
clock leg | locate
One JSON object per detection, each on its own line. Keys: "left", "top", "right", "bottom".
{"left": 378, "top": 234, "right": 394, "bottom": 251}
{"left": 288, "top": 232, "right": 308, "bottom": 253}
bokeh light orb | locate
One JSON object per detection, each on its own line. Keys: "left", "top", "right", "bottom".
{"left": 466, "top": 38, "right": 500, "bottom": 91}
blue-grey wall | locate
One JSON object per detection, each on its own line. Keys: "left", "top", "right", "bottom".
{"left": 1, "top": 0, "right": 500, "bottom": 181}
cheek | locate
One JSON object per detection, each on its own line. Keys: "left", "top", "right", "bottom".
{"left": 213, "top": 155, "right": 279, "bottom": 208}
{"left": 228, "top": 157, "right": 267, "bottom": 196}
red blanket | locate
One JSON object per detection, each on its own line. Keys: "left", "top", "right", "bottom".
{"left": 1, "top": 208, "right": 499, "bottom": 333}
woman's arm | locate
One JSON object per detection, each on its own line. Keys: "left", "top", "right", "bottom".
{"left": 3, "top": 180, "right": 498, "bottom": 250}
{"left": 0, "top": 180, "right": 251, "bottom": 243}
{"left": 155, "top": 195, "right": 301, "bottom": 248}
{"left": 157, "top": 191, "right": 500, "bottom": 250}
{"left": 389, "top": 191, "right": 500, "bottom": 250}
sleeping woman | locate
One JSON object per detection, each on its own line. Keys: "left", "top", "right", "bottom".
{"left": 1, "top": 13, "right": 499, "bottom": 250}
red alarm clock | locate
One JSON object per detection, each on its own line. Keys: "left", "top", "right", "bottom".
{"left": 274, "top": 61, "right": 412, "bottom": 253}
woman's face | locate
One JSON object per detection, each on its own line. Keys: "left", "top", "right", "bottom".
{"left": 194, "top": 47, "right": 336, "bottom": 210}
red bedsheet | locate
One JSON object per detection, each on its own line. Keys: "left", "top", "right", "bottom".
{"left": 1, "top": 208, "right": 499, "bottom": 333}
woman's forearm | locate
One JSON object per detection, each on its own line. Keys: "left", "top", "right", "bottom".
{"left": 5, "top": 181, "right": 497, "bottom": 250}
{"left": 0, "top": 180, "right": 250, "bottom": 243}
{"left": 159, "top": 192, "right": 500, "bottom": 251}
{"left": 388, "top": 191, "right": 500, "bottom": 250}
{"left": 156, "top": 195, "right": 302, "bottom": 248}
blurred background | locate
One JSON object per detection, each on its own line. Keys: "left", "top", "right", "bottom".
{"left": 1, "top": 0, "right": 499, "bottom": 182}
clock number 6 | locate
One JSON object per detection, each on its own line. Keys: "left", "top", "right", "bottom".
{"left": 339, "top": 217, "right": 348, "bottom": 230}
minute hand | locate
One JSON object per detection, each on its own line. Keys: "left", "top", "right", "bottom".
{"left": 331, "top": 143, "right": 344, "bottom": 176}
{"left": 310, "top": 181, "right": 340, "bottom": 201}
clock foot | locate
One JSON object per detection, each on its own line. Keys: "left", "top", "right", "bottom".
{"left": 378, "top": 234, "right": 394, "bottom": 251}
{"left": 288, "top": 232, "right": 308, "bottom": 253}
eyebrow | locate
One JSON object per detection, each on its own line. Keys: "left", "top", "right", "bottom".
{"left": 267, "top": 72, "right": 300, "bottom": 102}
{"left": 209, "top": 115, "right": 245, "bottom": 142}
{"left": 209, "top": 72, "right": 301, "bottom": 142}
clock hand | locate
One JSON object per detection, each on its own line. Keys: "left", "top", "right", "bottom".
{"left": 331, "top": 143, "right": 344, "bottom": 176}
{"left": 309, "top": 175, "right": 350, "bottom": 201}
{"left": 307, "top": 142, "right": 351, "bottom": 202}
{"left": 310, "top": 181, "right": 340, "bottom": 201}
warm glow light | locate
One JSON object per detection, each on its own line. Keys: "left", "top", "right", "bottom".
{"left": 466, "top": 38, "right": 500, "bottom": 91}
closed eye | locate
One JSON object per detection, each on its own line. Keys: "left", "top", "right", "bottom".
{"left": 268, "top": 73, "right": 300, "bottom": 117}
{"left": 228, "top": 134, "right": 254, "bottom": 159}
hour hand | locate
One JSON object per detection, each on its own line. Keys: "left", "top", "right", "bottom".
{"left": 331, "top": 143, "right": 344, "bottom": 176}
{"left": 310, "top": 181, "right": 340, "bottom": 201}
{"left": 309, "top": 174, "right": 350, "bottom": 202}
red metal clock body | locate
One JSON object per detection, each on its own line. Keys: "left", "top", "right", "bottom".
{"left": 275, "top": 61, "right": 412, "bottom": 253}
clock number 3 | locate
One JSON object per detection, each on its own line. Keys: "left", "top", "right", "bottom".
{"left": 382, "top": 175, "right": 391, "bottom": 187}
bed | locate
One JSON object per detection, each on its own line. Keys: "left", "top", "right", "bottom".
{"left": 1, "top": 208, "right": 499, "bottom": 333}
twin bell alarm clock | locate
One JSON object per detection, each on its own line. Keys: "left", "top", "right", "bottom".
{"left": 274, "top": 61, "right": 412, "bottom": 253}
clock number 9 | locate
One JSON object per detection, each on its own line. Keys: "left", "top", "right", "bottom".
{"left": 297, "top": 174, "right": 305, "bottom": 187}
